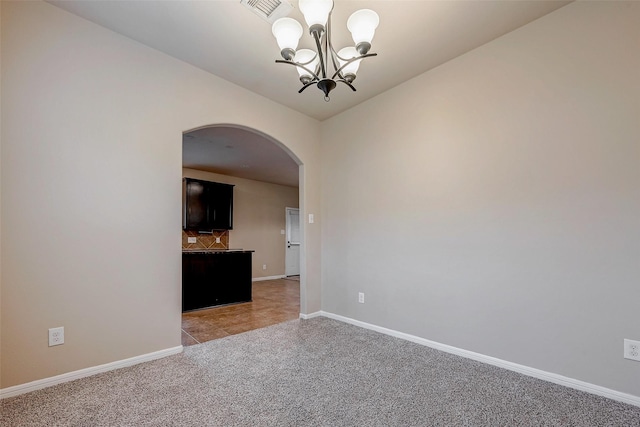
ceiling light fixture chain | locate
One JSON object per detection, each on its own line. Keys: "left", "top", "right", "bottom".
{"left": 272, "top": 0, "right": 379, "bottom": 101}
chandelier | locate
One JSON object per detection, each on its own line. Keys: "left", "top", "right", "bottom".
{"left": 271, "top": 0, "right": 379, "bottom": 101}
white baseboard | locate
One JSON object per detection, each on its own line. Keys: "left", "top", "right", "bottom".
{"left": 4, "top": 315, "right": 638, "bottom": 408}
{"left": 0, "top": 346, "right": 183, "bottom": 399}
{"left": 252, "top": 275, "right": 285, "bottom": 282}
{"left": 319, "top": 311, "right": 640, "bottom": 408}
{"left": 299, "top": 311, "right": 323, "bottom": 320}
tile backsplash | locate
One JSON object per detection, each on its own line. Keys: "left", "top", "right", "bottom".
{"left": 182, "top": 230, "right": 229, "bottom": 250}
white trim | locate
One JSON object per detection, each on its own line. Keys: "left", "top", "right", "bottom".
{"left": 4, "top": 316, "right": 638, "bottom": 408}
{"left": 285, "top": 206, "right": 301, "bottom": 277}
{"left": 252, "top": 275, "right": 286, "bottom": 282}
{"left": 319, "top": 311, "right": 640, "bottom": 408}
{"left": 299, "top": 311, "right": 322, "bottom": 320}
{"left": 0, "top": 346, "right": 183, "bottom": 399}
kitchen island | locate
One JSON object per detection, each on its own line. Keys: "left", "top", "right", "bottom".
{"left": 182, "top": 249, "right": 254, "bottom": 312}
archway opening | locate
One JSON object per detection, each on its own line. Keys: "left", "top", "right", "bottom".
{"left": 180, "top": 124, "right": 304, "bottom": 346}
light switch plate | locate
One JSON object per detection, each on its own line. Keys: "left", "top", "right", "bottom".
{"left": 309, "top": 214, "right": 314, "bottom": 224}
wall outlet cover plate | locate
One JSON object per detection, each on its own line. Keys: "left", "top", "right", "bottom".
{"left": 624, "top": 339, "right": 640, "bottom": 361}
{"left": 49, "top": 327, "right": 64, "bottom": 347}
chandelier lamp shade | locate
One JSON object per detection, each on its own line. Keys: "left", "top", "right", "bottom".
{"left": 271, "top": 0, "right": 379, "bottom": 101}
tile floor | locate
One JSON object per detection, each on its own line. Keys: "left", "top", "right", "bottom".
{"left": 181, "top": 277, "right": 300, "bottom": 346}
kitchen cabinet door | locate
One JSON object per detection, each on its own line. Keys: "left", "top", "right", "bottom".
{"left": 183, "top": 178, "right": 234, "bottom": 231}
{"left": 210, "top": 182, "right": 234, "bottom": 230}
{"left": 183, "top": 179, "right": 210, "bottom": 230}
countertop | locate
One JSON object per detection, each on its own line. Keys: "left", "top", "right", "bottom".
{"left": 182, "top": 248, "right": 254, "bottom": 254}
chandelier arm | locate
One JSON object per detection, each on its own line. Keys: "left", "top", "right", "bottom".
{"left": 311, "top": 30, "right": 327, "bottom": 79}
{"left": 275, "top": 60, "right": 320, "bottom": 82}
{"left": 327, "top": 43, "right": 342, "bottom": 79}
{"left": 326, "top": 15, "right": 342, "bottom": 78}
{"left": 337, "top": 79, "right": 357, "bottom": 92}
{"left": 325, "top": 10, "right": 340, "bottom": 77}
{"left": 330, "top": 55, "right": 341, "bottom": 79}
{"left": 330, "top": 53, "right": 378, "bottom": 80}
{"left": 298, "top": 81, "right": 317, "bottom": 93}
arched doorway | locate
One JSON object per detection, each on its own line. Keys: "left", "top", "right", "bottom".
{"left": 180, "top": 124, "right": 303, "bottom": 345}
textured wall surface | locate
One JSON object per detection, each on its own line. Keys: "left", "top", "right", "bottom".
{"left": 321, "top": 1, "right": 640, "bottom": 397}
{"left": 1, "top": 0, "right": 321, "bottom": 388}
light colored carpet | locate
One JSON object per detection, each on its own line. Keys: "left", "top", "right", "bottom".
{"left": 2, "top": 318, "right": 639, "bottom": 426}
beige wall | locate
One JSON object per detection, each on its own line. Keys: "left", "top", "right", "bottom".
{"left": 0, "top": 1, "right": 3, "bottom": 376}
{"left": 4, "top": 0, "right": 637, "bottom": 402}
{"left": 0, "top": 1, "right": 321, "bottom": 388}
{"left": 182, "top": 168, "right": 299, "bottom": 279}
{"left": 321, "top": 1, "right": 640, "bottom": 397}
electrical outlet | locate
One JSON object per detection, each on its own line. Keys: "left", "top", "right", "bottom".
{"left": 187, "top": 237, "right": 197, "bottom": 244}
{"left": 49, "top": 327, "right": 64, "bottom": 347}
{"left": 624, "top": 339, "right": 640, "bottom": 361}
{"left": 358, "top": 292, "right": 365, "bottom": 304}
{"left": 215, "top": 237, "right": 221, "bottom": 243}
{"left": 262, "top": 264, "right": 267, "bottom": 270}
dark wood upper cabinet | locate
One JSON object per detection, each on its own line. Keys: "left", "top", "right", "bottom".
{"left": 183, "top": 178, "right": 234, "bottom": 231}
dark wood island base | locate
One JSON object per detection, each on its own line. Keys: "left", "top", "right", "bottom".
{"left": 182, "top": 250, "right": 254, "bottom": 312}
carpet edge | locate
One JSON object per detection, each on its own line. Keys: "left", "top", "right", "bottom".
{"left": 319, "top": 311, "right": 640, "bottom": 408}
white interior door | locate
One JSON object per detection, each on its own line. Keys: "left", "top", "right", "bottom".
{"left": 285, "top": 207, "right": 300, "bottom": 277}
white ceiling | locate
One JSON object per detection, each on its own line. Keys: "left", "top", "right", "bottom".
{"left": 48, "top": 0, "right": 571, "bottom": 187}
{"left": 183, "top": 126, "right": 300, "bottom": 187}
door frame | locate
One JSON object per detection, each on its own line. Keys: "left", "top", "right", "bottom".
{"left": 285, "top": 207, "right": 301, "bottom": 277}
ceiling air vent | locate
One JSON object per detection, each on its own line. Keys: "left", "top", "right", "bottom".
{"left": 240, "top": 0, "right": 293, "bottom": 24}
